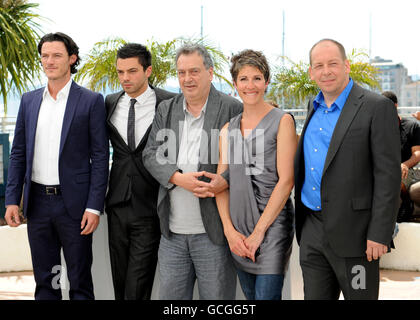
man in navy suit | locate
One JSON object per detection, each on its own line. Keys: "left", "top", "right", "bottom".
{"left": 4, "top": 32, "right": 109, "bottom": 300}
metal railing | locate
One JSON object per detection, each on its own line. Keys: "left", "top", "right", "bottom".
{"left": 1, "top": 105, "right": 419, "bottom": 139}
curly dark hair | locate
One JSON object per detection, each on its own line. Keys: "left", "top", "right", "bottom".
{"left": 37, "top": 32, "right": 80, "bottom": 74}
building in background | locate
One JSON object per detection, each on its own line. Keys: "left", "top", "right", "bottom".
{"left": 371, "top": 56, "right": 409, "bottom": 99}
{"left": 401, "top": 80, "right": 420, "bottom": 107}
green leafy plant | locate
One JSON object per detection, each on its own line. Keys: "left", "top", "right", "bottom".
{"left": 0, "top": 0, "right": 44, "bottom": 113}
{"left": 268, "top": 49, "right": 380, "bottom": 107}
{"left": 75, "top": 36, "right": 233, "bottom": 92}
{"left": 74, "top": 37, "right": 127, "bottom": 93}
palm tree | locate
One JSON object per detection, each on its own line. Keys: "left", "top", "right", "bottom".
{"left": 147, "top": 38, "right": 177, "bottom": 87}
{"left": 268, "top": 49, "right": 380, "bottom": 108}
{"left": 268, "top": 57, "right": 317, "bottom": 108}
{"left": 75, "top": 36, "right": 233, "bottom": 93}
{"left": 74, "top": 38, "right": 127, "bottom": 93}
{"left": 0, "top": 0, "right": 44, "bottom": 114}
{"left": 177, "top": 36, "right": 233, "bottom": 88}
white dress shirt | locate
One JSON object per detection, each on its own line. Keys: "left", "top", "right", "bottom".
{"left": 31, "top": 79, "right": 100, "bottom": 215}
{"left": 110, "top": 85, "right": 157, "bottom": 147}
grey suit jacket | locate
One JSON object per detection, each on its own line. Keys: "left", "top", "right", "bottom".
{"left": 143, "top": 84, "right": 243, "bottom": 245}
{"left": 294, "top": 83, "right": 401, "bottom": 257}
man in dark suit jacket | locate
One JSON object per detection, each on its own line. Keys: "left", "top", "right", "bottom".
{"left": 381, "top": 91, "right": 420, "bottom": 222}
{"left": 5, "top": 32, "right": 109, "bottom": 300}
{"left": 105, "top": 43, "right": 175, "bottom": 300}
{"left": 143, "top": 43, "right": 242, "bottom": 299}
{"left": 294, "top": 39, "right": 401, "bottom": 300}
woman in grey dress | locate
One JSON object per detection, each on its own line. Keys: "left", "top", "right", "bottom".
{"left": 215, "top": 50, "right": 297, "bottom": 300}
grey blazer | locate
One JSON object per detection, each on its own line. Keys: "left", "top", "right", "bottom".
{"left": 294, "top": 83, "right": 401, "bottom": 257}
{"left": 143, "top": 84, "right": 243, "bottom": 245}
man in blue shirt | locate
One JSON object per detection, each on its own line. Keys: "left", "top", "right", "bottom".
{"left": 294, "top": 39, "right": 401, "bottom": 300}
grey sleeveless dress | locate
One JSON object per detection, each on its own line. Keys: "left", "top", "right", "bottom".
{"left": 227, "top": 108, "right": 294, "bottom": 275}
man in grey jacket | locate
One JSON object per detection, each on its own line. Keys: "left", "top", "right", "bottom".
{"left": 143, "top": 43, "right": 242, "bottom": 299}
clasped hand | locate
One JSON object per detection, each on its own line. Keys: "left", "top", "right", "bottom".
{"left": 175, "top": 171, "right": 228, "bottom": 198}
{"left": 226, "top": 228, "right": 264, "bottom": 263}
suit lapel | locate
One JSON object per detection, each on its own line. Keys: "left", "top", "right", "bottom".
{"left": 170, "top": 96, "right": 185, "bottom": 160}
{"left": 200, "top": 85, "right": 221, "bottom": 164}
{"left": 107, "top": 91, "right": 124, "bottom": 123}
{"left": 107, "top": 91, "right": 129, "bottom": 150}
{"left": 152, "top": 85, "right": 164, "bottom": 109}
{"left": 28, "top": 89, "right": 44, "bottom": 168}
{"left": 59, "top": 81, "right": 81, "bottom": 156}
{"left": 300, "top": 99, "right": 315, "bottom": 142}
{"left": 201, "top": 85, "right": 220, "bottom": 136}
{"left": 322, "top": 83, "right": 364, "bottom": 177}
{"left": 297, "top": 99, "right": 315, "bottom": 164}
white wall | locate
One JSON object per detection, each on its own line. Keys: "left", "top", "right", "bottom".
{"left": 0, "top": 225, "right": 32, "bottom": 273}
{"left": 380, "top": 222, "right": 420, "bottom": 272}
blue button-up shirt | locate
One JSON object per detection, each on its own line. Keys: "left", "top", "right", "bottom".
{"left": 301, "top": 78, "right": 354, "bottom": 211}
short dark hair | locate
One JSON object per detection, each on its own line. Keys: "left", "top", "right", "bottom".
{"left": 382, "top": 91, "right": 398, "bottom": 105}
{"left": 230, "top": 49, "right": 270, "bottom": 83}
{"left": 38, "top": 32, "right": 80, "bottom": 74}
{"left": 117, "top": 43, "right": 151, "bottom": 71}
{"left": 309, "top": 39, "right": 347, "bottom": 66}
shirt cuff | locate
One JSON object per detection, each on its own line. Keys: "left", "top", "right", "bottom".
{"left": 86, "top": 208, "right": 101, "bottom": 216}
{"left": 167, "top": 169, "right": 183, "bottom": 191}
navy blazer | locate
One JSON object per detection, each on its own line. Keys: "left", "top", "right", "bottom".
{"left": 5, "top": 81, "right": 109, "bottom": 220}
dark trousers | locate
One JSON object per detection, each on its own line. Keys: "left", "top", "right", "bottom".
{"left": 299, "top": 207, "right": 379, "bottom": 300}
{"left": 107, "top": 203, "right": 160, "bottom": 300}
{"left": 27, "top": 183, "right": 94, "bottom": 300}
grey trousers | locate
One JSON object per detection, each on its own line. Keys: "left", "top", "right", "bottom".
{"left": 299, "top": 210, "right": 380, "bottom": 300}
{"left": 158, "top": 233, "right": 237, "bottom": 300}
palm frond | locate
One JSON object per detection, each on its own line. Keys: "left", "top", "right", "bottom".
{"left": 0, "top": 0, "right": 44, "bottom": 113}
{"left": 74, "top": 38, "right": 127, "bottom": 92}
{"left": 75, "top": 36, "right": 233, "bottom": 93}
{"left": 268, "top": 50, "right": 381, "bottom": 108}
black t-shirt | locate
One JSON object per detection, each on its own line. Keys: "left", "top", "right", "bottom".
{"left": 400, "top": 117, "right": 420, "bottom": 163}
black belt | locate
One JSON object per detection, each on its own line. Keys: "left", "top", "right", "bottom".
{"left": 31, "top": 182, "right": 62, "bottom": 195}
